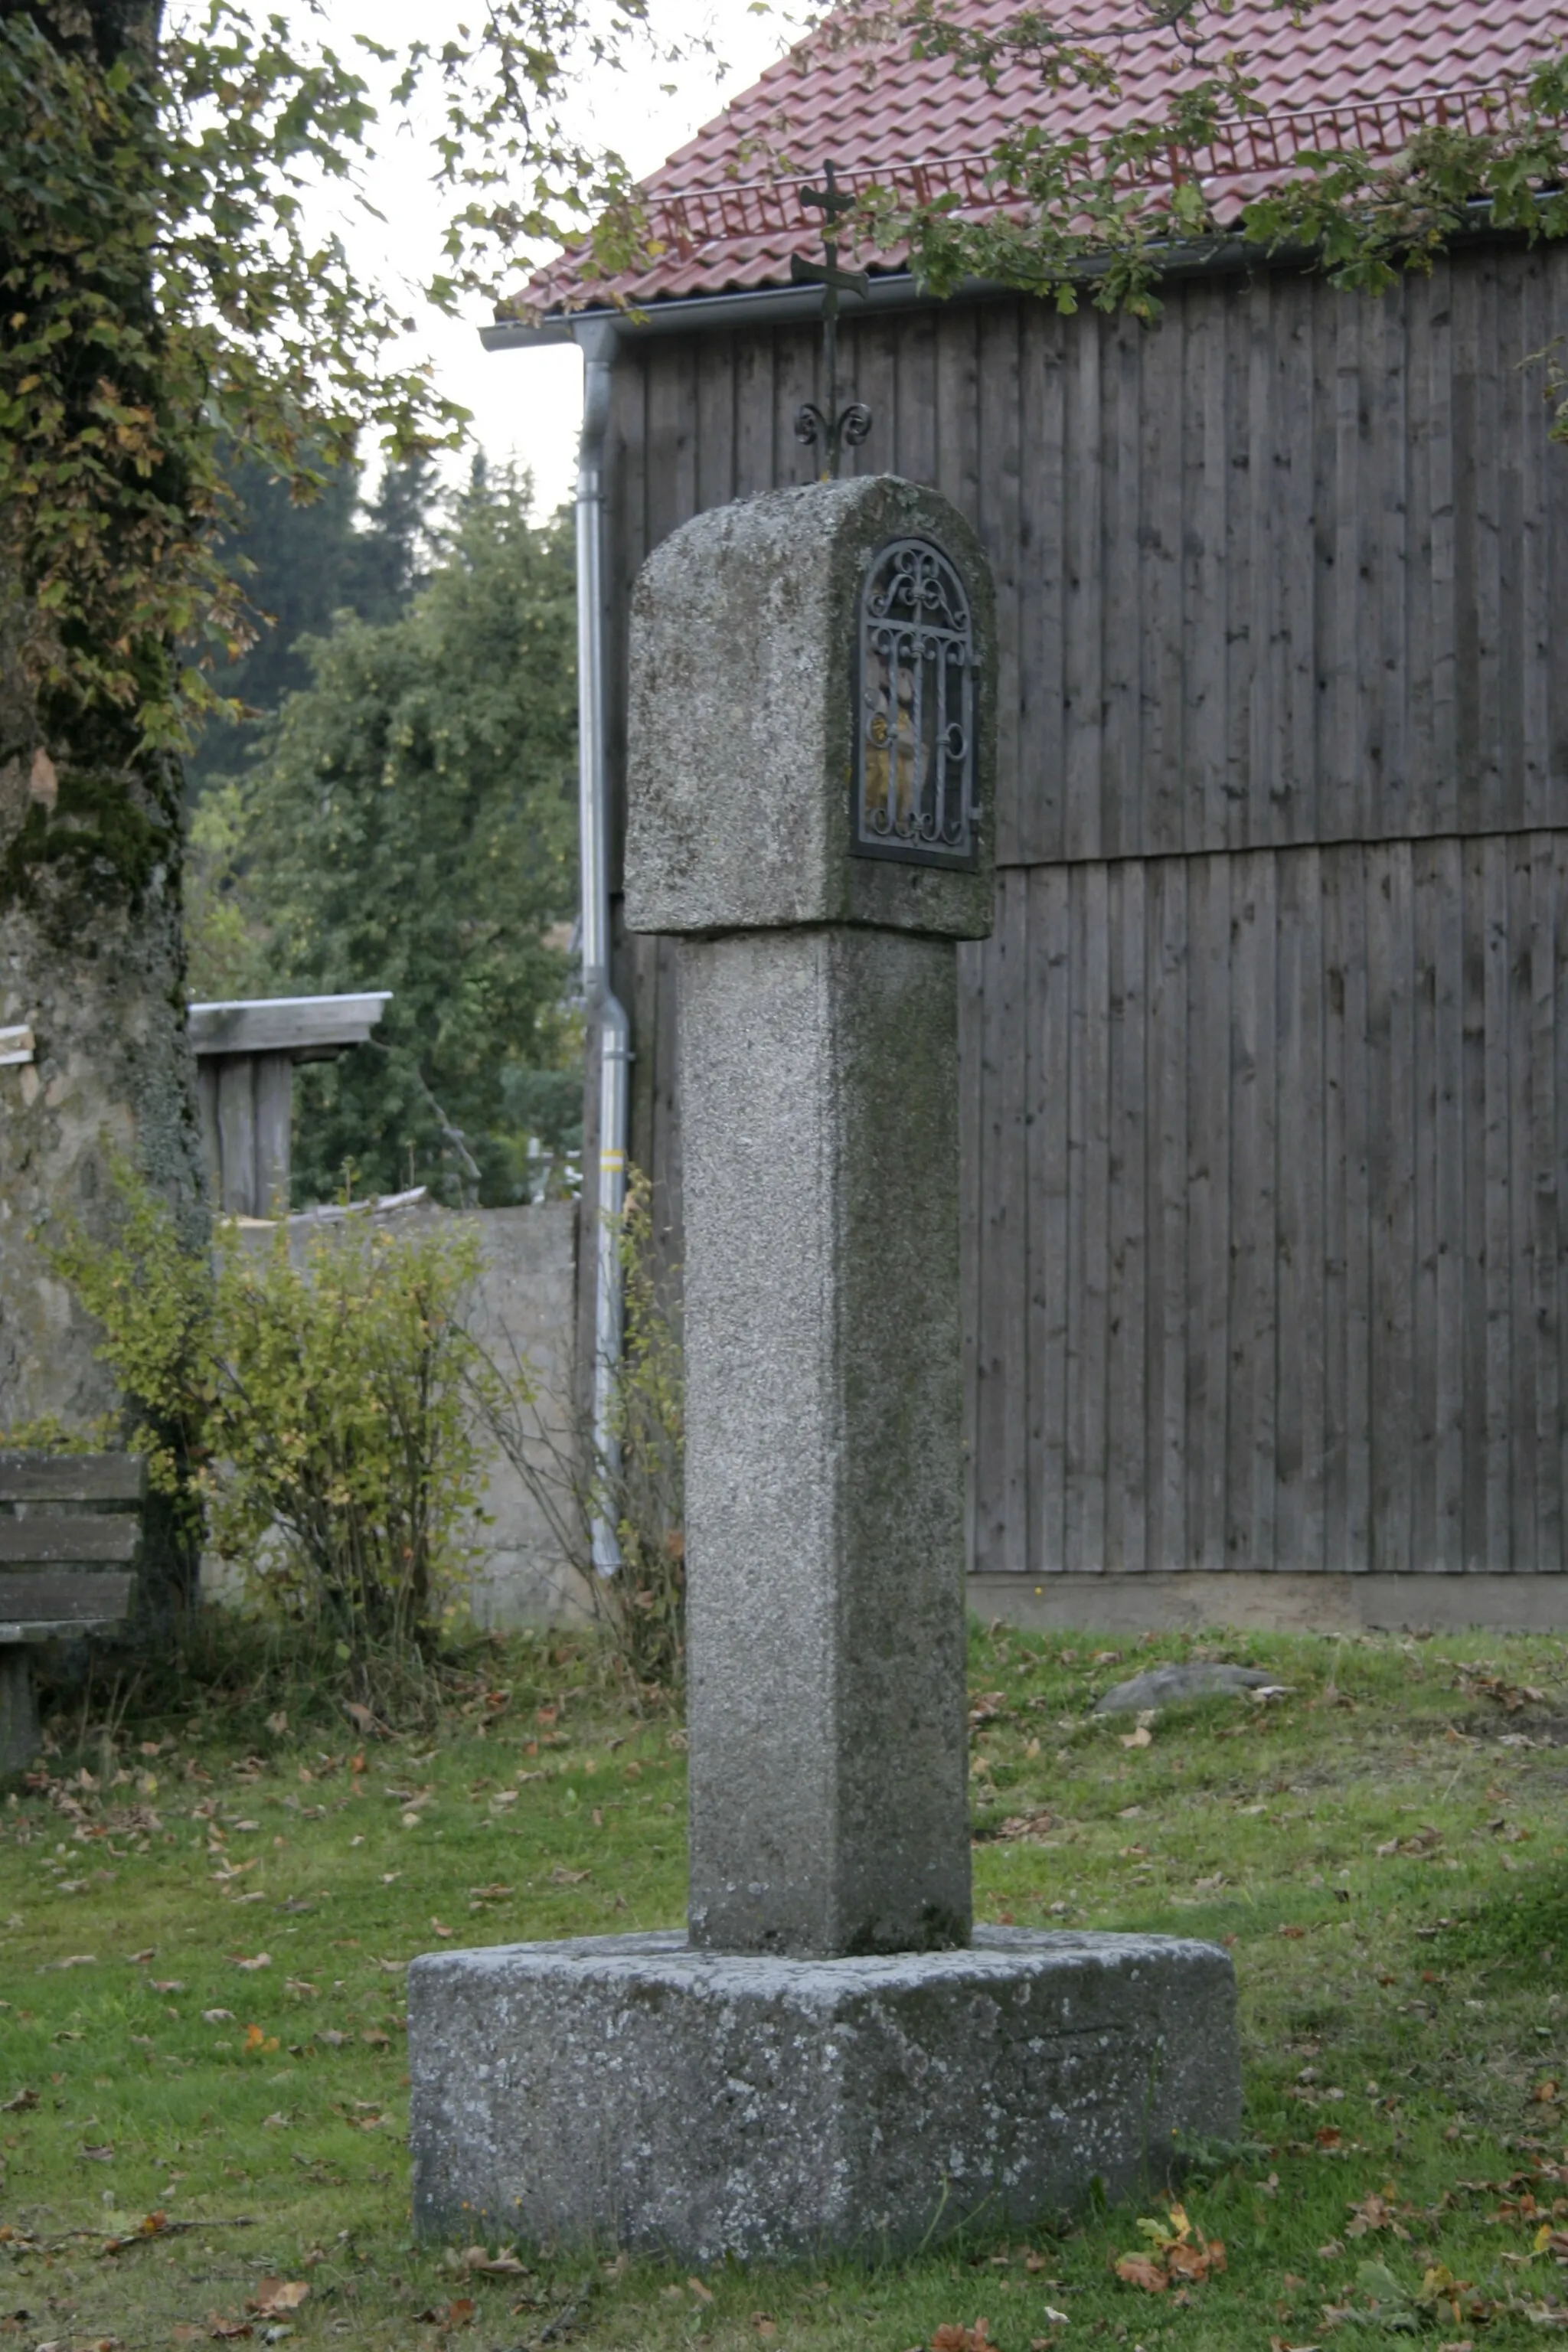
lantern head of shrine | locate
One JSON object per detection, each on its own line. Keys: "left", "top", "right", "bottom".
{"left": 626, "top": 474, "right": 995, "bottom": 944}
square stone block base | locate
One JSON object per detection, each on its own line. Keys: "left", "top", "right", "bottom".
{"left": 407, "top": 1927, "right": 1242, "bottom": 2261}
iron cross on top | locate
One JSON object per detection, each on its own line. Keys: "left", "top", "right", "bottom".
{"left": 791, "top": 161, "right": 873, "bottom": 481}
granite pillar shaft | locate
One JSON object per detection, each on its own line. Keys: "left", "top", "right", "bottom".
{"left": 681, "top": 926, "right": 970, "bottom": 1957}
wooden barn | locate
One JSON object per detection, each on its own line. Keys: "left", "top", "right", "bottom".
{"left": 492, "top": 0, "right": 1568, "bottom": 1628}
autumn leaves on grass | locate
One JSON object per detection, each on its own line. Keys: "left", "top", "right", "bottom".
{"left": 923, "top": 2207, "right": 1225, "bottom": 2352}
{"left": 1112, "top": 2203, "right": 1227, "bottom": 2297}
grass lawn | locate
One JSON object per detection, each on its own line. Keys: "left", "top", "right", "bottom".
{"left": 2, "top": 1620, "right": 1567, "bottom": 2351}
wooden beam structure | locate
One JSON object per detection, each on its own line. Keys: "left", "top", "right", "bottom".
{"left": 188, "top": 993, "right": 390, "bottom": 1218}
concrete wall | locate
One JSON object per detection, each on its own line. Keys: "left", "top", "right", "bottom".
{"left": 210, "top": 1199, "right": 589, "bottom": 1628}
{"left": 455, "top": 1203, "right": 590, "bottom": 1628}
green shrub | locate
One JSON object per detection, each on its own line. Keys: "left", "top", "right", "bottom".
{"left": 45, "top": 1166, "right": 495, "bottom": 1689}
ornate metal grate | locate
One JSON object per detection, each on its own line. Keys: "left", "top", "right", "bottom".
{"left": 852, "top": 537, "right": 979, "bottom": 869}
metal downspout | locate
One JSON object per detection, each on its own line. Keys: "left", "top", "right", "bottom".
{"left": 573, "top": 317, "right": 629, "bottom": 1576}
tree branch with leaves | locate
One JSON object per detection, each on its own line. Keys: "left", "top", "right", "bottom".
{"left": 810, "top": 4, "right": 1568, "bottom": 429}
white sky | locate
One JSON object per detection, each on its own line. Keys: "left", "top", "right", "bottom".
{"left": 306, "top": 2, "right": 798, "bottom": 516}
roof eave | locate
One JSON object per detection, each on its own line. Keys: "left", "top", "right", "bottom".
{"left": 481, "top": 236, "right": 1319, "bottom": 351}
{"left": 484, "top": 197, "right": 1535, "bottom": 352}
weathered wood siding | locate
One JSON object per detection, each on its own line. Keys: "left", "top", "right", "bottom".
{"left": 601, "top": 237, "right": 1568, "bottom": 1574}
{"left": 966, "top": 837, "right": 1568, "bottom": 1576}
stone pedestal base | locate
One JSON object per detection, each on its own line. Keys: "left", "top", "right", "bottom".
{"left": 408, "top": 1927, "right": 1242, "bottom": 2260}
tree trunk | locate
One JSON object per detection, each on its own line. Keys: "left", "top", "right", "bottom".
{"left": 0, "top": 0, "right": 207, "bottom": 1622}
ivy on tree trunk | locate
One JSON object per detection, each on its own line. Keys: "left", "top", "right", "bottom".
{"left": 0, "top": 0, "right": 207, "bottom": 1622}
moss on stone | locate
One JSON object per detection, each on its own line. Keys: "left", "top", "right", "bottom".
{"left": 0, "top": 761, "right": 174, "bottom": 922}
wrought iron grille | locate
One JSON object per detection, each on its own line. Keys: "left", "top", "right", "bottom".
{"left": 852, "top": 537, "right": 979, "bottom": 869}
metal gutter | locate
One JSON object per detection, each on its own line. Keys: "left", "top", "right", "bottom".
{"left": 571, "top": 315, "right": 631, "bottom": 1577}
{"left": 482, "top": 194, "right": 1539, "bottom": 349}
{"left": 482, "top": 273, "right": 933, "bottom": 348}
{"left": 478, "top": 247, "right": 1302, "bottom": 350}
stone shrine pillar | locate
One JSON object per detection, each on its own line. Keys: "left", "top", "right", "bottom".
{"left": 630, "top": 482, "right": 992, "bottom": 1960}
{"left": 407, "top": 479, "right": 1242, "bottom": 2261}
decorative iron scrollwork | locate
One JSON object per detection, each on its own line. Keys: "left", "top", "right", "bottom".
{"left": 852, "top": 537, "right": 979, "bottom": 870}
{"left": 790, "top": 162, "right": 872, "bottom": 481}
{"left": 794, "top": 400, "right": 872, "bottom": 466}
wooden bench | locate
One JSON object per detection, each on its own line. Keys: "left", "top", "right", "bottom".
{"left": 0, "top": 1452, "right": 145, "bottom": 1772}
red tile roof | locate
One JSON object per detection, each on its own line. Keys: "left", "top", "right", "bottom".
{"left": 521, "top": 0, "right": 1561, "bottom": 314}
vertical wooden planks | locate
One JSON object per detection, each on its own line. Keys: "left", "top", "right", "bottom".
{"left": 694, "top": 333, "right": 736, "bottom": 514}
{"left": 254, "top": 1055, "right": 292, "bottom": 1220}
{"left": 1556, "top": 837, "right": 1568, "bottom": 1570}
{"left": 623, "top": 345, "right": 693, "bottom": 1240}
{"left": 1426, "top": 263, "right": 1460, "bottom": 836}
{"left": 196, "top": 1063, "right": 221, "bottom": 1217}
{"left": 1296, "top": 845, "right": 1328, "bottom": 1571}
{"left": 731, "top": 329, "right": 775, "bottom": 499}
{"left": 1104, "top": 859, "right": 1148, "bottom": 1571}
{"left": 1243, "top": 273, "right": 1279, "bottom": 850}
{"left": 975, "top": 871, "right": 1031, "bottom": 1575}
{"left": 1459, "top": 836, "right": 1489, "bottom": 1568}
{"left": 1099, "top": 316, "right": 1144, "bottom": 861}
{"left": 1342, "top": 854, "right": 1374, "bottom": 1568}
{"left": 1282, "top": 275, "right": 1320, "bottom": 845}
{"left": 1017, "top": 305, "right": 1067, "bottom": 864}
{"left": 1494, "top": 257, "right": 1527, "bottom": 834}
{"left": 1320, "top": 850, "right": 1350, "bottom": 1566}
{"left": 1140, "top": 294, "right": 1186, "bottom": 855}
{"left": 844, "top": 309, "right": 898, "bottom": 488}
{"left": 1062, "top": 319, "right": 1104, "bottom": 862}
{"left": 1518, "top": 256, "right": 1553, "bottom": 831}
{"left": 1428, "top": 838, "right": 1468, "bottom": 1571}
{"left": 1405, "top": 273, "right": 1438, "bottom": 834}
{"left": 1067, "top": 864, "right": 1111, "bottom": 1569}
{"left": 1185, "top": 854, "right": 1231, "bottom": 1573}
{"left": 771, "top": 317, "right": 818, "bottom": 489}
{"left": 1530, "top": 835, "right": 1561, "bottom": 1570}
{"left": 1030, "top": 866, "right": 1072, "bottom": 1574}
{"left": 1550, "top": 267, "right": 1568, "bottom": 831}
{"left": 1411, "top": 841, "right": 1440, "bottom": 1574}
{"left": 604, "top": 348, "right": 648, "bottom": 888}
{"left": 591, "top": 243, "right": 1568, "bottom": 1597}
{"left": 216, "top": 1058, "right": 256, "bottom": 1219}
{"left": 970, "top": 827, "right": 1568, "bottom": 1584}
{"left": 1220, "top": 282, "right": 1254, "bottom": 850}
{"left": 644, "top": 340, "right": 698, "bottom": 553}
{"left": 1225, "top": 852, "right": 1278, "bottom": 1569}
{"left": 896, "top": 304, "right": 939, "bottom": 488}
{"left": 934, "top": 303, "right": 982, "bottom": 524}
{"left": 1275, "top": 848, "right": 1309, "bottom": 1569}
{"left": 1507, "top": 836, "right": 1537, "bottom": 1568}
{"left": 1184, "top": 283, "right": 1228, "bottom": 854}
{"left": 1373, "top": 287, "right": 1412, "bottom": 842}
{"left": 1457, "top": 257, "right": 1504, "bottom": 836}
{"left": 1145, "top": 857, "right": 1190, "bottom": 1569}
{"left": 957, "top": 935, "right": 986, "bottom": 1573}
{"left": 1321, "top": 284, "right": 1362, "bottom": 846}
{"left": 607, "top": 243, "right": 1566, "bottom": 906}
{"left": 1482, "top": 835, "right": 1512, "bottom": 1565}
{"left": 1367, "top": 844, "right": 1416, "bottom": 1572}
{"left": 978, "top": 303, "right": 1024, "bottom": 867}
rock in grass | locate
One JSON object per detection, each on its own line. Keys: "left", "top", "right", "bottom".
{"left": 1093, "top": 1662, "right": 1285, "bottom": 1716}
